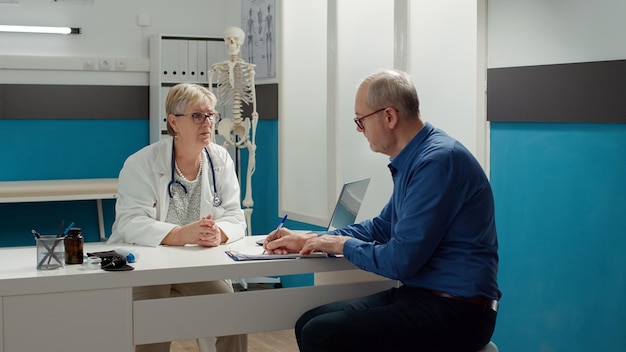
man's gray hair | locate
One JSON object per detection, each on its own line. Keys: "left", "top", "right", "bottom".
{"left": 362, "top": 69, "right": 420, "bottom": 117}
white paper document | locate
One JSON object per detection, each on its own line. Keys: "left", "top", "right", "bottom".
{"left": 225, "top": 250, "right": 328, "bottom": 261}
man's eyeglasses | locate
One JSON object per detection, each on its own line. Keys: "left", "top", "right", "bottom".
{"left": 174, "top": 112, "right": 220, "bottom": 124}
{"left": 354, "top": 107, "right": 387, "bottom": 129}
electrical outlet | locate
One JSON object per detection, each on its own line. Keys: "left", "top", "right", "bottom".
{"left": 99, "top": 58, "right": 112, "bottom": 70}
{"left": 83, "top": 58, "right": 96, "bottom": 70}
{"left": 115, "top": 59, "right": 127, "bottom": 71}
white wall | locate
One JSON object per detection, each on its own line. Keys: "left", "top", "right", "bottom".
{"left": 408, "top": 1, "right": 487, "bottom": 166}
{"left": 488, "top": 0, "right": 626, "bottom": 68}
{"left": 278, "top": 0, "right": 329, "bottom": 225}
{"left": 280, "top": 0, "right": 486, "bottom": 226}
{"left": 0, "top": 0, "right": 241, "bottom": 85}
{"left": 332, "top": 0, "right": 396, "bottom": 222}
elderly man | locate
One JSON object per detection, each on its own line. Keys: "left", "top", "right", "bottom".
{"left": 264, "top": 69, "right": 501, "bottom": 352}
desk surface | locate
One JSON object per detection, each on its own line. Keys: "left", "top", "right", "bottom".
{"left": 0, "top": 236, "right": 395, "bottom": 351}
{"left": 0, "top": 178, "right": 118, "bottom": 203}
{"left": 0, "top": 236, "right": 359, "bottom": 296}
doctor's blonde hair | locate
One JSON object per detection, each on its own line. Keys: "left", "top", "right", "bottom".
{"left": 165, "top": 83, "right": 217, "bottom": 136}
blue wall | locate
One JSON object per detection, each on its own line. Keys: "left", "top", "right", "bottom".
{"left": 490, "top": 122, "right": 626, "bottom": 352}
{"left": 0, "top": 119, "right": 148, "bottom": 244}
{"left": 0, "top": 119, "right": 284, "bottom": 245}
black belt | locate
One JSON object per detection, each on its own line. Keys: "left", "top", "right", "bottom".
{"left": 430, "top": 290, "right": 498, "bottom": 312}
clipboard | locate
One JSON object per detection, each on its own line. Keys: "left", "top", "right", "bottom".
{"left": 225, "top": 250, "right": 328, "bottom": 261}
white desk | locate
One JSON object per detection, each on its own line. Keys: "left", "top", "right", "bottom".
{"left": 0, "top": 178, "right": 118, "bottom": 240}
{"left": 0, "top": 236, "right": 396, "bottom": 352}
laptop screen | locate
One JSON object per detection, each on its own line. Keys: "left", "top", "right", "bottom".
{"left": 327, "top": 178, "right": 370, "bottom": 230}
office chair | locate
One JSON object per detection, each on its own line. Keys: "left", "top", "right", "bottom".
{"left": 478, "top": 341, "right": 498, "bottom": 352}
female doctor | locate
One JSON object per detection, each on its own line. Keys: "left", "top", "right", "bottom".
{"left": 108, "top": 83, "right": 247, "bottom": 352}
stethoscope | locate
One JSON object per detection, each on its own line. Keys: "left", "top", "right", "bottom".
{"left": 168, "top": 143, "right": 222, "bottom": 207}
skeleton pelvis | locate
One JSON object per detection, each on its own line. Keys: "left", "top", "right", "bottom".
{"left": 217, "top": 117, "right": 251, "bottom": 142}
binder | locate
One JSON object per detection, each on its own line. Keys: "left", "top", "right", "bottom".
{"left": 197, "top": 40, "right": 208, "bottom": 83}
{"left": 188, "top": 39, "right": 198, "bottom": 82}
{"left": 161, "top": 39, "right": 177, "bottom": 82}
{"left": 177, "top": 39, "right": 189, "bottom": 81}
{"left": 207, "top": 40, "right": 226, "bottom": 68}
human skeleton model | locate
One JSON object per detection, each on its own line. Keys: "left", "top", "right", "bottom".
{"left": 209, "top": 26, "right": 258, "bottom": 236}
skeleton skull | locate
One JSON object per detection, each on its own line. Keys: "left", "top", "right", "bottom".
{"left": 223, "top": 26, "right": 245, "bottom": 56}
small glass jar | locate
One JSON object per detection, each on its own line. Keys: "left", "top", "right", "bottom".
{"left": 64, "top": 227, "right": 84, "bottom": 264}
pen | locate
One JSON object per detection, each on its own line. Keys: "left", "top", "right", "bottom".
{"left": 63, "top": 222, "right": 75, "bottom": 236}
{"left": 276, "top": 214, "right": 288, "bottom": 231}
{"left": 263, "top": 214, "right": 288, "bottom": 254}
{"left": 31, "top": 229, "right": 42, "bottom": 238}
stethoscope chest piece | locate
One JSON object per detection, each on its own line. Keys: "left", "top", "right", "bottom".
{"left": 212, "top": 195, "right": 222, "bottom": 207}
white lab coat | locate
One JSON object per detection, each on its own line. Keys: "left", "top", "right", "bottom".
{"left": 108, "top": 137, "right": 246, "bottom": 247}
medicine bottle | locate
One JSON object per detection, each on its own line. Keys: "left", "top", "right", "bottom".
{"left": 114, "top": 247, "right": 140, "bottom": 263}
{"left": 64, "top": 227, "right": 84, "bottom": 264}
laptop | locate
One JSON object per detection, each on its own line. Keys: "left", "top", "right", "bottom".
{"left": 326, "top": 178, "right": 371, "bottom": 230}
{"left": 257, "top": 178, "right": 370, "bottom": 244}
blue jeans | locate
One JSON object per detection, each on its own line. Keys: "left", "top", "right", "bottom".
{"left": 295, "top": 286, "right": 497, "bottom": 352}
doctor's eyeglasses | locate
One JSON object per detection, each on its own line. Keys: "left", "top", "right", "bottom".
{"left": 174, "top": 112, "right": 220, "bottom": 124}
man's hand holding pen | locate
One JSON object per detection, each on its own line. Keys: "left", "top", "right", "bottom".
{"left": 263, "top": 228, "right": 318, "bottom": 255}
{"left": 262, "top": 214, "right": 349, "bottom": 256}
{"left": 262, "top": 214, "right": 288, "bottom": 254}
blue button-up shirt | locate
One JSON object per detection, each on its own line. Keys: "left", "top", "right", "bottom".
{"left": 330, "top": 122, "right": 501, "bottom": 300}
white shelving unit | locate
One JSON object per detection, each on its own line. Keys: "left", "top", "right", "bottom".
{"left": 149, "top": 34, "right": 228, "bottom": 143}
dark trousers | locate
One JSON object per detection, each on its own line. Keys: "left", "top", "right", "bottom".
{"left": 295, "top": 286, "right": 497, "bottom": 352}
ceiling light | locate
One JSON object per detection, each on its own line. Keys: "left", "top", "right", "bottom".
{"left": 0, "top": 25, "right": 81, "bottom": 35}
